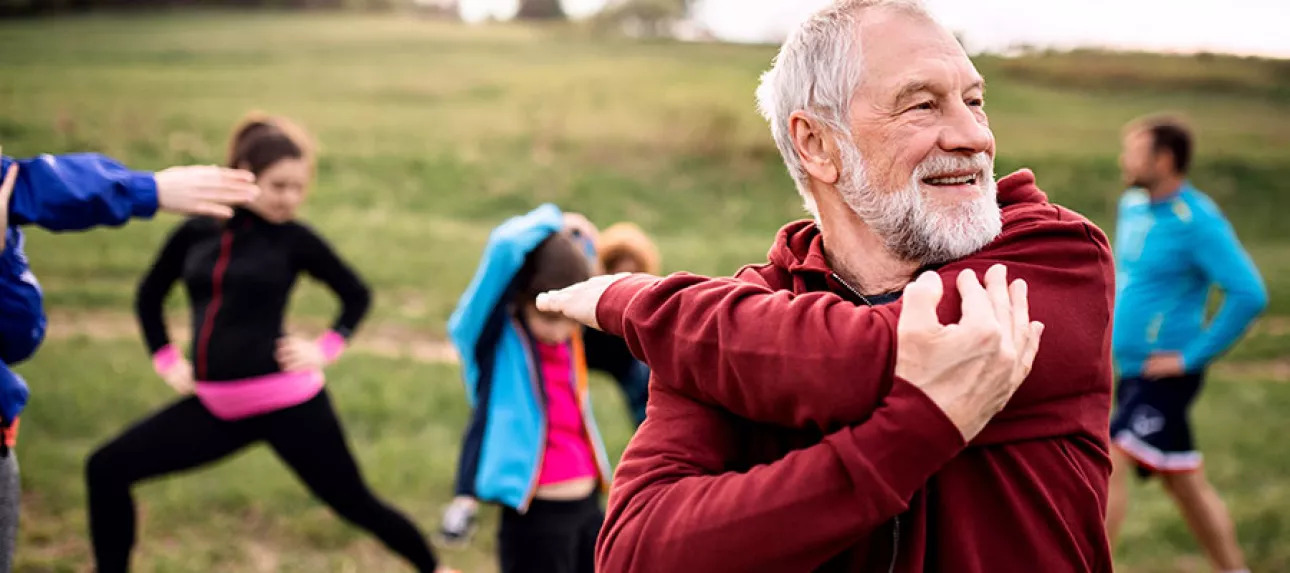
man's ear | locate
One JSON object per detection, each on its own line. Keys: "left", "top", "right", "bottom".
{"left": 788, "top": 110, "right": 840, "bottom": 185}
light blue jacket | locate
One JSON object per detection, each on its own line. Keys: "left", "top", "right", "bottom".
{"left": 1112, "top": 183, "right": 1268, "bottom": 376}
{"left": 448, "top": 204, "right": 611, "bottom": 511}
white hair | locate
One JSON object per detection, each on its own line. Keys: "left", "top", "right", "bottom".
{"left": 755, "top": 0, "right": 932, "bottom": 217}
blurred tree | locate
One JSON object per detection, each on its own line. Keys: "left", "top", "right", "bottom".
{"left": 516, "top": 0, "right": 563, "bottom": 19}
{"left": 593, "top": 0, "right": 687, "bottom": 38}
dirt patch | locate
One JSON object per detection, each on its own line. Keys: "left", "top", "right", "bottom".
{"left": 1214, "top": 358, "right": 1290, "bottom": 381}
{"left": 1255, "top": 316, "right": 1290, "bottom": 337}
{"left": 43, "top": 309, "right": 460, "bottom": 366}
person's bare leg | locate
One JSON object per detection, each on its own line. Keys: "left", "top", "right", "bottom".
{"left": 1106, "top": 448, "right": 1134, "bottom": 545}
{"left": 1160, "top": 469, "right": 1246, "bottom": 571}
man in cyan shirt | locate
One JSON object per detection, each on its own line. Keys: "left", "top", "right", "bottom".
{"left": 1107, "top": 115, "right": 1267, "bottom": 573}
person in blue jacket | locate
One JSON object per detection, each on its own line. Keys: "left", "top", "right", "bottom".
{"left": 438, "top": 204, "right": 613, "bottom": 573}
{"left": 1105, "top": 116, "right": 1267, "bottom": 573}
{"left": 0, "top": 148, "right": 257, "bottom": 572}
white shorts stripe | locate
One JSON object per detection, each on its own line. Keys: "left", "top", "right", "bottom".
{"left": 1113, "top": 431, "right": 1203, "bottom": 472}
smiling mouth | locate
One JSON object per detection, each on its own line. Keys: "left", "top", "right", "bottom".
{"left": 922, "top": 173, "right": 979, "bottom": 186}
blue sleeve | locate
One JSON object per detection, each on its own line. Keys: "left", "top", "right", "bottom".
{"left": 0, "top": 360, "right": 28, "bottom": 425}
{"left": 447, "top": 204, "right": 564, "bottom": 398}
{"left": 1180, "top": 212, "right": 1269, "bottom": 370}
{"left": 2, "top": 153, "right": 159, "bottom": 231}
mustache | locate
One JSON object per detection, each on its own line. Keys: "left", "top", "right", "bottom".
{"left": 913, "top": 153, "right": 993, "bottom": 180}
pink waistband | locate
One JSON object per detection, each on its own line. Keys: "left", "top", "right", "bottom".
{"left": 195, "top": 370, "right": 325, "bottom": 421}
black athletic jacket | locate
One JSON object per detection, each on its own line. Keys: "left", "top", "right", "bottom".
{"left": 135, "top": 208, "right": 370, "bottom": 382}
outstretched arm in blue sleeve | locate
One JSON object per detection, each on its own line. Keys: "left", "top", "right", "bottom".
{"left": 1181, "top": 215, "right": 1269, "bottom": 371}
{"left": 0, "top": 153, "right": 158, "bottom": 232}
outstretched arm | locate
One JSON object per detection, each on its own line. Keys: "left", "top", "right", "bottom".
{"left": 1, "top": 150, "right": 256, "bottom": 231}
{"left": 541, "top": 216, "right": 1104, "bottom": 432}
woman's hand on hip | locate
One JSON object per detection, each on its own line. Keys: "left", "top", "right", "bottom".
{"left": 276, "top": 335, "right": 325, "bottom": 372}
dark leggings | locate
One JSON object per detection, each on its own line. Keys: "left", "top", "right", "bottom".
{"left": 499, "top": 494, "right": 602, "bottom": 573}
{"left": 86, "top": 390, "right": 439, "bottom": 572}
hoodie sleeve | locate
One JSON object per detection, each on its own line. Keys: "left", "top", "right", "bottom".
{"left": 595, "top": 212, "right": 1112, "bottom": 432}
{"left": 3, "top": 153, "right": 159, "bottom": 231}
{"left": 597, "top": 381, "right": 965, "bottom": 572}
{"left": 597, "top": 272, "right": 900, "bottom": 431}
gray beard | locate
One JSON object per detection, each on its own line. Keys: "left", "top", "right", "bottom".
{"left": 835, "top": 142, "right": 1003, "bottom": 266}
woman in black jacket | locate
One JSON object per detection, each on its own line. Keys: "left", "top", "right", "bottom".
{"left": 85, "top": 113, "right": 451, "bottom": 573}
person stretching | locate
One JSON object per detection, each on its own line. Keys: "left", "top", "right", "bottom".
{"left": 84, "top": 114, "right": 452, "bottom": 573}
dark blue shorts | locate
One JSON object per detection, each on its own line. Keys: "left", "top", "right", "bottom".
{"left": 1109, "top": 372, "right": 1205, "bottom": 478}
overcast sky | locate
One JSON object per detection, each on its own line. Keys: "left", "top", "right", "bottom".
{"left": 459, "top": 0, "right": 1290, "bottom": 58}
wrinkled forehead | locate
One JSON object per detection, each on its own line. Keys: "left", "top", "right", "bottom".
{"left": 853, "top": 8, "right": 982, "bottom": 99}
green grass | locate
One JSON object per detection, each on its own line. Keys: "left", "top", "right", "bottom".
{"left": 1, "top": 10, "right": 1288, "bottom": 572}
{"left": 16, "top": 338, "right": 637, "bottom": 572}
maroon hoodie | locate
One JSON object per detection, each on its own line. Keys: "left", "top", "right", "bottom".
{"left": 594, "top": 170, "right": 1115, "bottom": 572}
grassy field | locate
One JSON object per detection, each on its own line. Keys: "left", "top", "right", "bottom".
{"left": 1, "top": 10, "right": 1288, "bottom": 572}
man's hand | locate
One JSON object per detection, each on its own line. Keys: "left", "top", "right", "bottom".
{"left": 0, "top": 161, "right": 16, "bottom": 251}
{"left": 160, "top": 357, "right": 195, "bottom": 395}
{"left": 276, "top": 336, "right": 326, "bottom": 372}
{"left": 535, "top": 272, "right": 633, "bottom": 331}
{"left": 154, "top": 165, "right": 259, "bottom": 219}
{"left": 1142, "top": 352, "right": 1185, "bottom": 379}
{"left": 896, "top": 265, "right": 1045, "bottom": 442}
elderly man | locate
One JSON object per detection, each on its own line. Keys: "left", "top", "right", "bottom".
{"left": 537, "top": 1, "right": 1115, "bottom": 571}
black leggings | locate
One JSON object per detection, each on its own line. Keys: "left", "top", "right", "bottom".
{"left": 85, "top": 390, "right": 439, "bottom": 572}
{"left": 499, "top": 494, "right": 602, "bottom": 573}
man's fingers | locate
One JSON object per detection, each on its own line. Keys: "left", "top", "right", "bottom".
{"left": 983, "top": 264, "right": 1012, "bottom": 346}
{"left": 535, "top": 290, "right": 564, "bottom": 314}
{"left": 899, "top": 270, "right": 944, "bottom": 332}
{"left": 1018, "top": 321, "right": 1045, "bottom": 379}
{"left": 956, "top": 268, "right": 994, "bottom": 326}
{"left": 1009, "top": 278, "right": 1030, "bottom": 350}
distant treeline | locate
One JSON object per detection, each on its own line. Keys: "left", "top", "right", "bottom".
{"left": 0, "top": 0, "right": 568, "bottom": 18}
